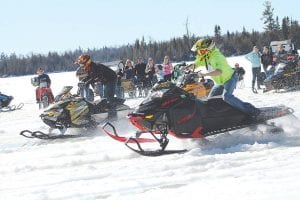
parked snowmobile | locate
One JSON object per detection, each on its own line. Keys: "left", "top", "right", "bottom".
{"left": 0, "top": 93, "right": 13, "bottom": 108}
{"left": 102, "top": 81, "right": 294, "bottom": 156}
{"left": 20, "top": 86, "right": 130, "bottom": 139}
{"left": 0, "top": 92, "right": 24, "bottom": 112}
{"left": 263, "top": 53, "right": 300, "bottom": 92}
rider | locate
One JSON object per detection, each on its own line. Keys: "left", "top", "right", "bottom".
{"left": 36, "top": 67, "right": 54, "bottom": 103}
{"left": 75, "top": 54, "right": 117, "bottom": 105}
{"left": 191, "top": 38, "right": 260, "bottom": 117}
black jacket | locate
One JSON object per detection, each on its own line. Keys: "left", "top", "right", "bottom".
{"left": 123, "top": 66, "right": 135, "bottom": 79}
{"left": 261, "top": 52, "right": 273, "bottom": 66}
{"left": 135, "top": 63, "right": 146, "bottom": 77}
{"left": 37, "top": 73, "right": 51, "bottom": 87}
{"left": 83, "top": 62, "right": 117, "bottom": 85}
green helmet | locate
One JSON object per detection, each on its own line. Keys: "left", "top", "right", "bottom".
{"left": 191, "top": 38, "right": 215, "bottom": 53}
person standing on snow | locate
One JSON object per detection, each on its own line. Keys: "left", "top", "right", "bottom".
{"left": 36, "top": 67, "right": 54, "bottom": 103}
{"left": 36, "top": 67, "right": 52, "bottom": 88}
{"left": 261, "top": 46, "right": 273, "bottom": 75}
{"left": 134, "top": 57, "right": 147, "bottom": 97}
{"left": 191, "top": 38, "right": 260, "bottom": 117}
{"left": 75, "top": 54, "right": 117, "bottom": 105}
{"left": 233, "top": 63, "right": 246, "bottom": 82}
{"left": 245, "top": 46, "right": 262, "bottom": 92}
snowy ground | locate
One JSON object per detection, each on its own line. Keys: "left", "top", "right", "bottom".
{"left": 1, "top": 56, "right": 300, "bottom": 200}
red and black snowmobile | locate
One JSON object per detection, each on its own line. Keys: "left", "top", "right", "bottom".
{"left": 101, "top": 81, "right": 294, "bottom": 156}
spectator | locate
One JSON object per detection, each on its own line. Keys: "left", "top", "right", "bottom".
{"left": 273, "top": 44, "right": 287, "bottom": 64}
{"left": 261, "top": 46, "right": 273, "bottom": 75}
{"left": 162, "top": 55, "right": 173, "bottom": 81}
{"left": 134, "top": 57, "right": 147, "bottom": 97}
{"left": 245, "top": 46, "right": 262, "bottom": 92}
{"left": 145, "top": 57, "right": 156, "bottom": 87}
{"left": 233, "top": 63, "right": 246, "bottom": 81}
{"left": 154, "top": 64, "right": 164, "bottom": 83}
{"left": 123, "top": 59, "right": 135, "bottom": 80}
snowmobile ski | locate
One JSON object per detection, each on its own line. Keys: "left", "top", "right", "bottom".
{"left": 0, "top": 103, "right": 24, "bottom": 112}
{"left": 20, "top": 129, "right": 85, "bottom": 140}
{"left": 101, "top": 122, "right": 187, "bottom": 156}
{"left": 101, "top": 122, "right": 156, "bottom": 143}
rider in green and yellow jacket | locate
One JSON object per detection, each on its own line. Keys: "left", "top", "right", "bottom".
{"left": 192, "top": 38, "right": 259, "bottom": 116}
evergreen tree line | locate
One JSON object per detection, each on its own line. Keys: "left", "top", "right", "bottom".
{"left": 1, "top": 1, "right": 299, "bottom": 77}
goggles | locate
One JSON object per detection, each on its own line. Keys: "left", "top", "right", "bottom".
{"left": 198, "top": 48, "right": 209, "bottom": 55}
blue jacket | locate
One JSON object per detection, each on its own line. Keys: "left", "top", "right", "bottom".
{"left": 245, "top": 52, "right": 261, "bottom": 68}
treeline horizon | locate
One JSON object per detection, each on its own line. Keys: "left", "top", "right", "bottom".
{"left": 1, "top": 1, "right": 299, "bottom": 77}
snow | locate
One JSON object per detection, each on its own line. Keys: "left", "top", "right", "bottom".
{"left": 1, "top": 55, "right": 300, "bottom": 200}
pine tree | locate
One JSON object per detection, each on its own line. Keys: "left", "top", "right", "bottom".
{"left": 281, "top": 17, "right": 290, "bottom": 39}
{"left": 261, "top": 0, "right": 276, "bottom": 31}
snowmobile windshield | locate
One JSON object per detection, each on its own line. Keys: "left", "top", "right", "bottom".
{"left": 274, "top": 63, "right": 286, "bottom": 75}
{"left": 141, "top": 89, "right": 169, "bottom": 104}
{"left": 59, "top": 86, "right": 73, "bottom": 96}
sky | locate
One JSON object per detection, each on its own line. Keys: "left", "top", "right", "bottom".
{"left": 1, "top": 55, "right": 300, "bottom": 199}
{"left": 0, "top": 0, "right": 299, "bottom": 56}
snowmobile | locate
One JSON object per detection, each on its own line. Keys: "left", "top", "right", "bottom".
{"left": 263, "top": 53, "right": 300, "bottom": 92}
{"left": 101, "top": 81, "right": 294, "bottom": 156}
{"left": 20, "top": 86, "right": 130, "bottom": 139}
{"left": 0, "top": 92, "right": 24, "bottom": 112}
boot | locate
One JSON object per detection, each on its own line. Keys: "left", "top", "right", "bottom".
{"left": 257, "top": 82, "right": 262, "bottom": 90}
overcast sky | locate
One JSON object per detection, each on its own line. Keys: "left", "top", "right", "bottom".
{"left": 0, "top": 0, "right": 299, "bottom": 56}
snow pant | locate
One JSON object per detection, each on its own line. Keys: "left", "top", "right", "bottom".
{"left": 79, "top": 84, "right": 94, "bottom": 102}
{"left": 97, "top": 80, "right": 116, "bottom": 103}
{"left": 95, "top": 82, "right": 104, "bottom": 98}
{"left": 116, "top": 85, "right": 124, "bottom": 99}
{"left": 252, "top": 67, "right": 261, "bottom": 89}
{"left": 208, "top": 72, "right": 259, "bottom": 116}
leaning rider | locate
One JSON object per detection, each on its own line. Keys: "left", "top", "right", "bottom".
{"left": 191, "top": 38, "right": 260, "bottom": 117}
{"left": 75, "top": 54, "right": 117, "bottom": 106}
